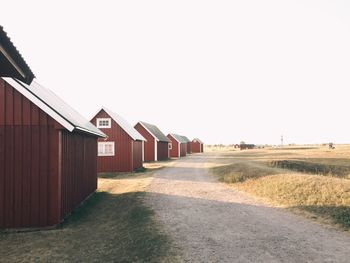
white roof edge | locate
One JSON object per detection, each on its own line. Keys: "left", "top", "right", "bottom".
{"left": 169, "top": 133, "right": 180, "bottom": 143}
{"left": 99, "top": 107, "right": 146, "bottom": 141}
{"left": 3, "top": 77, "right": 75, "bottom": 132}
{"left": 138, "top": 122, "right": 159, "bottom": 141}
{"left": 75, "top": 126, "right": 106, "bottom": 137}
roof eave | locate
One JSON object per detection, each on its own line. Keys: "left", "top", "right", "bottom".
{"left": 0, "top": 26, "right": 35, "bottom": 84}
{"left": 75, "top": 126, "right": 107, "bottom": 138}
{"left": 138, "top": 122, "right": 159, "bottom": 141}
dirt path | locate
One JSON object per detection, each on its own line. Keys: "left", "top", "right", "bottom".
{"left": 145, "top": 152, "right": 350, "bottom": 263}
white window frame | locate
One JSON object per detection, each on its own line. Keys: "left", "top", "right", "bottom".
{"left": 98, "top": 141, "right": 115, "bottom": 156}
{"left": 169, "top": 143, "right": 172, "bottom": 150}
{"left": 96, "top": 118, "right": 111, "bottom": 128}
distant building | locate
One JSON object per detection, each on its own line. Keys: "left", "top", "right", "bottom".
{"left": 134, "top": 121, "right": 170, "bottom": 161}
{"left": 240, "top": 144, "right": 255, "bottom": 150}
{"left": 192, "top": 138, "right": 204, "bottom": 153}
{"left": 91, "top": 107, "right": 145, "bottom": 173}
{"left": 167, "top": 133, "right": 188, "bottom": 158}
{"left": 181, "top": 136, "right": 192, "bottom": 154}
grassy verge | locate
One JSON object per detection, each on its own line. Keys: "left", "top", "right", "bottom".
{"left": 210, "top": 160, "right": 350, "bottom": 230}
{"left": 211, "top": 161, "right": 281, "bottom": 183}
{"left": 269, "top": 159, "right": 350, "bottom": 178}
{"left": 0, "top": 173, "right": 180, "bottom": 262}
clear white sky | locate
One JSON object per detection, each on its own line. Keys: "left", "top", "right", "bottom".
{"left": 2, "top": 1, "right": 350, "bottom": 145}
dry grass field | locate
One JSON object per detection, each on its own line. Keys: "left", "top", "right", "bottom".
{"left": 209, "top": 145, "right": 350, "bottom": 230}
{"left": 0, "top": 163, "right": 180, "bottom": 262}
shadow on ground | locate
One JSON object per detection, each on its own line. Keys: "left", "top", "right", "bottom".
{"left": 0, "top": 191, "right": 178, "bottom": 262}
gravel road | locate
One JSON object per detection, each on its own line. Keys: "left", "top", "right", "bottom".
{"left": 145, "top": 153, "right": 350, "bottom": 263}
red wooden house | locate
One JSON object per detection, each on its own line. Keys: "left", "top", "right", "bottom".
{"left": 167, "top": 133, "right": 188, "bottom": 158}
{"left": 91, "top": 107, "right": 145, "bottom": 173}
{"left": 191, "top": 138, "right": 204, "bottom": 153}
{"left": 0, "top": 27, "right": 106, "bottom": 229}
{"left": 134, "top": 121, "right": 170, "bottom": 161}
{"left": 182, "top": 136, "right": 192, "bottom": 154}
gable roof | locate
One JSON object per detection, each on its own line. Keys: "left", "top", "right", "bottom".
{"left": 0, "top": 26, "right": 35, "bottom": 84}
{"left": 168, "top": 133, "right": 188, "bottom": 144}
{"left": 181, "top": 136, "right": 191, "bottom": 143}
{"left": 138, "top": 121, "right": 170, "bottom": 142}
{"left": 3, "top": 77, "right": 106, "bottom": 137}
{"left": 98, "top": 107, "right": 145, "bottom": 141}
{"left": 193, "top": 138, "right": 204, "bottom": 144}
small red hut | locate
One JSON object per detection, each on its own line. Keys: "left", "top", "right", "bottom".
{"left": 91, "top": 107, "right": 145, "bottom": 173}
{"left": 0, "top": 27, "right": 106, "bottom": 229}
{"left": 167, "top": 133, "right": 188, "bottom": 158}
{"left": 134, "top": 121, "right": 170, "bottom": 161}
{"left": 192, "top": 138, "right": 204, "bottom": 153}
{"left": 181, "top": 136, "right": 192, "bottom": 154}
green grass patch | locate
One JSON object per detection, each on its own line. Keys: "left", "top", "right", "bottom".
{"left": 0, "top": 191, "right": 179, "bottom": 262}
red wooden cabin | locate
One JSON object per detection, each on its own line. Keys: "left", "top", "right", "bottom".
{"left": 167, "top": 133, "right": 188, "bottom": 158}
{"left": 0, "top": 27, "right": 105, "bottom": 229}
{"left": 91, "top": 108, "right": 145, "bottom": 173}
{"left": 134, "top": 121, "right": 170, "bottom": 161}
{"left": 191, "top": 138, "right": 204, "bottom": 153}
{"left": 181, "top": 136, "right": 192, "bottom": 154}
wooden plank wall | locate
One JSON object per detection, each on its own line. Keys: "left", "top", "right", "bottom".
{"left": 132, "top": 140, "right": 143, "bottom": 170}
{"left": 0, "top": 79, "right": 59, "bottom": 228}
{"left": 191, "top": 141, "right": 201, "bottom": 153}
{"left": 157, "top": 141, "right": 169, "bottom": 160}
{"left": 134, "top": 123, "right": 155, "bottom": 162}
{"left": 92, "top": 110, "right": 134, "bottom": 173}
{"left": 180, "top": 143, "right": 187, "bottom": 157}
{"left": 60, "top": 131, "right": 97, "bottom": 220}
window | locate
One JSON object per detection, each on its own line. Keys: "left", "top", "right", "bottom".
{"left": 169, "top": 143, "right": 172, "bottom": 150}
{"left": 98, "top": 142, "right": 115, "bottom": 156}
{"left": 97, "top": 118, "right": 111, "bottom": 128}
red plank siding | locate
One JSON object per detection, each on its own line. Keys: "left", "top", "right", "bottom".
{"left": 92, "top": 110, "right": 139, "bottom": 173}
{"left": 167, "top": 134, "right": 180, "bottom": 158}
{"left": 191, "top": 141, "right": 201, "bottom": 153}
{"left": 186, "top": 142, "right": 192, "bottom": 154}
{"left": 0, "top": 78, "right": 99, "bottom": 228}
{"left": 180, "top": 143, "right": 187, "bottom": 157}
{"left": 0, "top": 81, "right": 4, "bottom": 227}
{"left": 59, "top": 131, "right": 97, "bottom": 220}
{"left": 132, "top": 140, "right": 143, "bottom": 170}
{"left": 157, "top": 141, "right": 169, "bottom": 160}
{"left": 134, "top": 123, "right": 155, "bottom": 162}
{"left": 0, "top": 79, "right": 57, "bottom": 228}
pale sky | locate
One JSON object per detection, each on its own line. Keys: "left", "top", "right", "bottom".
{"left": 2, "top": 1, "right": 350, "bottom": 145}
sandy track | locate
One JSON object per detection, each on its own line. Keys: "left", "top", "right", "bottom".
{"left": 145, "top": 153, "right": 350, "bottom": 263}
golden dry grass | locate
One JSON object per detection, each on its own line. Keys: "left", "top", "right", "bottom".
{"left": 210, "top": 145, "right": 350, "bottom": 230}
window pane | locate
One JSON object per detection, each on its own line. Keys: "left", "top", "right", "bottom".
{"left": 98, "top": 143, "right": 104, "bottom": 154}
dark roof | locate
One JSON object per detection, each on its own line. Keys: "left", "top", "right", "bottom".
{"left": 139, "top": 121, "right": 170, "bottom": 142}
{"left": 193, "top": 138, "right": 203, "bottom": 144}
{"left": 4, "top": 77, "right": 106, "bottom": 138}
{"left": 181, "top": 136, "right": 191, "bottom": 143}
{"left": 169, "top": 133, "right": 188, "bottom": 144}
{"left": 0, "top": 26, "right": 35, "bottom": 84}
